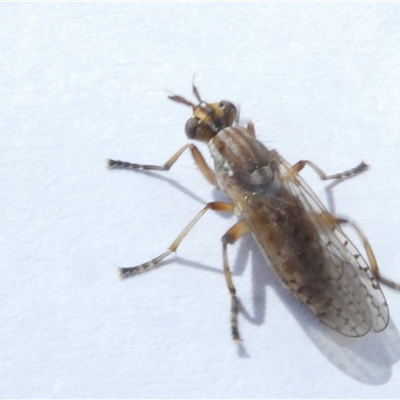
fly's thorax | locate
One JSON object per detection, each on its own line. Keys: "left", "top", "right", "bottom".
{"left": 209, "top": 126, "right": 283, "bottom": 197}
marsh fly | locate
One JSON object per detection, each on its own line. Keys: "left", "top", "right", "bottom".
{"left": 108, "top": 84, "right": 399, "bottom": 341}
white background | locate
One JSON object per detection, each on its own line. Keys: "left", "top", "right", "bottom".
{"left": 1, "top": 3, "right": 400, "bottom": 398}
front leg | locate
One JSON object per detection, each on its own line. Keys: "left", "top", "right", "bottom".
{"left": 289, "top": 160, "right": 368, "bottom": 181}
{"left": 108, "top": 143, "right": 218, "bottom": 187}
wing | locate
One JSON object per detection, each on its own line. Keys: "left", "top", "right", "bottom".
{"left": 228, "top": 151, "right": 389, "bottom": 337}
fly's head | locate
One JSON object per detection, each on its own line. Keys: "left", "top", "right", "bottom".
{"left": 169, "top": 84, "right": 237, "bottom": 143}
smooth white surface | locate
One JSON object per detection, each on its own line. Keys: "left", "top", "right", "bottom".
{"left": 1, "top": 3, "right": 400, "bottom": 398}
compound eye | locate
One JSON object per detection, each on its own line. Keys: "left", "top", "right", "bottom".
{"left": 220, "top": 101, "right": 237, "bottom": 117}
{"left": 185, "top": 117, "right": 199, "bottom": 139}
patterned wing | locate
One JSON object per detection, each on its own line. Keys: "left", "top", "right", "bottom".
{"left": 233, "top": 153, "right": 389, "bottom": 337}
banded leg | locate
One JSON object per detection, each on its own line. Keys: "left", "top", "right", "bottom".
{"left": 108, "top": 143, "right": 218, "bottom": 187}
{"left": 318, "top": 212, "right": 400, "bottom": 290}
{"left": 120, "top": 202, "right": 235, "bottom": 277}
{"left": 335, "top": 217, "right": 400, "bottom": 290}
{"left": 221, "top": 220, "right": 251, "bottom": 342}
{"left": 289, "top": 160, "right": 369, "bottom": 181}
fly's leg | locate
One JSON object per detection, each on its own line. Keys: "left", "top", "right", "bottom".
{"left": 246, "top": 122, "right": 256, "bottom": 137}
{"left": 221, "top": 220, "right": 251, "bottom": 342}
{"left": 108, "top": 144, "right": 218, "bottom": 187}
{"left": 289, "top": 160, "right": 369, "bottom": 181}
{"left": 120, "top": 202, "right": 235, "bottom": 277}
{"left": 318, "top": 212, "right": 400, "bottom": 290}
{"left": 292, "top": 159, "right": 399, "bottom": 288}
{"left": 334, "top": 217, "right": 400, "bottom": 291}
{"left": 289, "top": 160, "right": 369, "bottom": 215}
